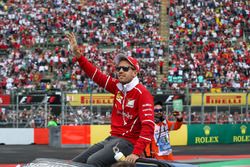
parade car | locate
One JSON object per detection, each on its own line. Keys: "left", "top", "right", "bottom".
{"left": 22, "top": 158, "right": 199, "bottom": 167}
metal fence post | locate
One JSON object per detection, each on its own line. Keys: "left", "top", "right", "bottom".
{"left": 201, "top": 90, "right": 204, "bottom": 124}
{"left": 188, "top": 105, "right": 191, "bottom": 124}
{"left": 246, "top": 91, "right": 249, "bottom": 123}
{"left": 165, "top": 104, "right": 169, "bottom": 117}
{"left": 61, "top": 91, "right": 65, "bottom": 125}
{"left": 45, "top": 94, "right": 48, "bottom": 128}
{"left": 16, "top": 92, "right": 19, "bottom": 128}
{"left": 186, "top": 86, "right": 191, "bottom": 124}
{"left": 215, "top": 106, "right": 218, "bottom": 124}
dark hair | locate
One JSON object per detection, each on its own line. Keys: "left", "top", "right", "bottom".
{"left": 154, "top": 101, "right": 163, "bottom": 106}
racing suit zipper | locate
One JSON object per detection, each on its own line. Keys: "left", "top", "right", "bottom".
{"left": 122, "top": 88, "right": 127, "bottom": 126}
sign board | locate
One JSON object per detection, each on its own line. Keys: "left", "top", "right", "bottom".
{"left": 173, "top": 99, "right": 183, "bottom": 112}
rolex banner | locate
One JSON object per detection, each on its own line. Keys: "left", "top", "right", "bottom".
{"left": 187, "top": 124, "right": 250, "bottom": 145}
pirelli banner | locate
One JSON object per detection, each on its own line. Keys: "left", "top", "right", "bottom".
{"left": 188, "top": 124, "right": 250, "bottom": 145}
{"left": 66, "top": 94, "right": 115, "bottom": 106}
{"left": 66, "top": 93, "right": 187, "bottom": 106}
{"left": 191, "top": 93, "right": 250, "bottom": 106}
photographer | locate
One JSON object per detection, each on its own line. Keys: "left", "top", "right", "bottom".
{"left": 144, "top": 101, "right": 183, "bottom": 161}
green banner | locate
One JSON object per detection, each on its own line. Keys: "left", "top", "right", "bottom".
{"left": 187, "top": 124, "right": 250, "bottom": 145}
{"left": 173, "top": 99, "right": 183, "bottom": 112}
{"left": 229, "top": 124, "right": 250, "bottom": 143}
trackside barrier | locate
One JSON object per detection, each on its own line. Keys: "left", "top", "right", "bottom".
{"left": 0, "top": 128, "right": 34, "bottom": 144}
{"left": 34, "top": 128, "right": 49, "bottom": 144}
{"left": 49, "top": 125, "right": 91, "bottom": 148}
{"left": 170, "top": 125, "right": 187, "bottom": 146}
{"left": 187, "top": 124, "right": 250, "bottom": 145}
{"left": 0, "top": 124, "right": 249, "bottom": 145}
{"left": 49, "top": 126, "right": 61, "bottom": 147}
{"left": 90, "top": 125, "right": 110, "bottom": 145}
{"left": 47, "top": 125, "right": 187, "bottom": 147}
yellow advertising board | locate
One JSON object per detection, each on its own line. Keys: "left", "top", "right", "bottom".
{"left": 66, "top": 94, "right": 114, "bottom": 106}
{"left": 90, "top": 125, "right": 111, "bottom": 145}
{"left": 89, "top": 125, "right": 187, "bottom": 146}
{"left": 191, "top": 93, "right": 250, "bottom": 106}
{"left": 170, "top": 125, "right": 187, "bottom": 146}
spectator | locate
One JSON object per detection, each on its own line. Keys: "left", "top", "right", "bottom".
{"left": 144, "top": 101, "right": 183, "bottom": 161}
{"left": 47, "top": 116, "right": 58, "bottom": 127}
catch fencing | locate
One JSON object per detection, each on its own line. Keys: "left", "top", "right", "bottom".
{"left": 0, "top": 90, "right": 249, "bottom": 128}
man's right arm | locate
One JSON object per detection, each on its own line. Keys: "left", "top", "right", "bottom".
{"left": 66, "top": 32, "right": 117, "bottom": 94}
{"left": 66, "top": 33, "right": 81, "bottom": 59}
{"left": 77, "top": 56, "right": 117, "bottom": 93}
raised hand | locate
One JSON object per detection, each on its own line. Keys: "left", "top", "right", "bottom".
{"left": 66, "top": 32, "right": 81, "bottom": 58}
{"left": 173, "top": 111, "right": 183, "bottom": 121}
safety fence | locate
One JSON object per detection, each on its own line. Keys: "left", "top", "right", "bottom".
{"left": 0, "top": 91, "right": 249, "bottom": 128}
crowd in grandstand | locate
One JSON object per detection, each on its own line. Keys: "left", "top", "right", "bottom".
{"left": 0, "top": 0, "right": 163, "bottom": 93}
{"left": 0, "top": 0, "right": 249, "bottom": 94}
{"left": 168, "top": 0, "right": 250, "bottom": 92}
{"left": 0, "top": 0, "right": 249, "bottom": 126}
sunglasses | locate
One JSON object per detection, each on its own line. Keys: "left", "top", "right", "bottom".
{"left": 154, "top": 109, "right": 163, "bottom": 113}
{"left": 116, "top": 66, "right": 135, "bottom": 72}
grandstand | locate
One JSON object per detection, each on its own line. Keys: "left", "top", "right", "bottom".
{"left": 0, "top": 0, "right": 249, "bottom": 128}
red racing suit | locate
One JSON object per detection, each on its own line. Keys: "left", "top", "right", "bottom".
{"left": 77, "top": 56, "right": 155, "bottom": 156}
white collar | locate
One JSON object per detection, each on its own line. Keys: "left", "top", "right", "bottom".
{"left": 117, "top": 76, "right": 139, "bottom": 93}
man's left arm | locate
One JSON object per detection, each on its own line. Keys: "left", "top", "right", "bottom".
{"left": 125, "top": 92, "right": 155, "bottom": 163}
{"left": 168, "top": 111, "right": 183, "bottom": 131}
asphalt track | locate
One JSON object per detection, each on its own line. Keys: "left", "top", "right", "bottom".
{"left": 0, "top": 144, "right": 250, "bottom": 166}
